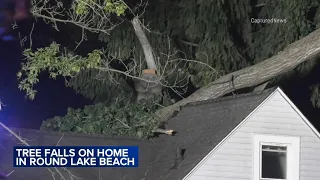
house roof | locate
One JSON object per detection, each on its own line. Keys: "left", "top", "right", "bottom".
{"left": 146, "top": 87, "right": 276, "bottom": 180}
{"left": 0, "top": 87, "right": 277, "bottom": 180}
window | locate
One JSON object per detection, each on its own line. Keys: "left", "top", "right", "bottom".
{"left": 261, "top": 145, "right": 287, "bottom": 179}
{"left": 253, "top": 135, "right": 300, "bottom": 180}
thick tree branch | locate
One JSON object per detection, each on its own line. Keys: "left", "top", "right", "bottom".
{"left": 132, "top": 17, "right": 157, "bottom": 70}
{"left": 156, "top": 28, "right": 320, "bottom": 122}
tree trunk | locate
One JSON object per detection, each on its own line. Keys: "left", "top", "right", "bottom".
{"left": 131, "top": 17, "right": 162, "bottom": 101}
{"left": 156, "top": 28, "right": 320, "bottom": 122}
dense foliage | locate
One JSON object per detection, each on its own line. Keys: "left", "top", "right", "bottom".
{"left": 41, "top": 98, "right": 161, "bottom": 138}
{"left": 17, "top": 0, "right": 320, "bottom": 138}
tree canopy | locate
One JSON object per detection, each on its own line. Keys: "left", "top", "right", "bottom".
{"left": 16, "top": 0, "right": 320, "bottom": 138}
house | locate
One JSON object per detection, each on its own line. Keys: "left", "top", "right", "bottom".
{"left": 0, "top": 87, "right": 320, "bottom": 180}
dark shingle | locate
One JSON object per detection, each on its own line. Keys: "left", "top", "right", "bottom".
{"left": 145, "top": 88, "right": 275, "bottom": 180}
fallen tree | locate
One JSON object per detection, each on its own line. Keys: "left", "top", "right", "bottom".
{"left": 19, "top": 25, "right": 320, "bottom": 137}
{"left": 18, "top": 1, "right": 320, "bottom": 137}
{"left": 156, "top": 28, "right": 320, "bottom": 123}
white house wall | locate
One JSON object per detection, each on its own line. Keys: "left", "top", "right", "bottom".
{"left": 184, "top": 90, "right": 320, "bottom": 180}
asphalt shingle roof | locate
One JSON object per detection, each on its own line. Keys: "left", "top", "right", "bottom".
{"left": 0, "top": 88, "right": 276, "bottom": 180}
{"left": 146, "top": 88, "right": 275, "bottom": 180}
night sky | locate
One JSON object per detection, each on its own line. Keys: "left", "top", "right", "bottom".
{"left": 0, "top": 30, "right": 319, "bottom": 132}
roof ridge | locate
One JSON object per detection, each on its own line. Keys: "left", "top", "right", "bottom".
{"left": 185, "top": 86, "right": 277, "bottom": 107}
{"left": 5, "top": 127, "right": 154, "bottom": 142}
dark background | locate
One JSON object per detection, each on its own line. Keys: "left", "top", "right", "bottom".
{"left": 0, "top": 39, "right": 91, "bottom": 129}
{"left": 0, "top": 31, "right": 319, "bottom": 131}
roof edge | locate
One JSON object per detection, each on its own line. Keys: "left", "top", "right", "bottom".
{"left": 276, "top": 87, "right": 320, "bottom": 139}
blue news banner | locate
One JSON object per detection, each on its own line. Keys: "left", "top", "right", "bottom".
{"left": 13, "top": 146, "right": 138, "bottom": 167}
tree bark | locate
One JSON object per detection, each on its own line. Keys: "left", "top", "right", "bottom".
{"left": 156, "top": 28, "right": 320, "bottom": 122}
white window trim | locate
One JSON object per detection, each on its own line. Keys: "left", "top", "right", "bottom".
{"left": 253, "top": 134, "right": 300, "bottom": 180}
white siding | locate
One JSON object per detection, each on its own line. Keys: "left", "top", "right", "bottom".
{"left": 184, "top": 90, "right": 320, "bottom": 180}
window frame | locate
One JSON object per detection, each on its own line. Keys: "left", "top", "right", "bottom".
{"left": 253, "top": 134, "right": 300, "bottom": 180}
